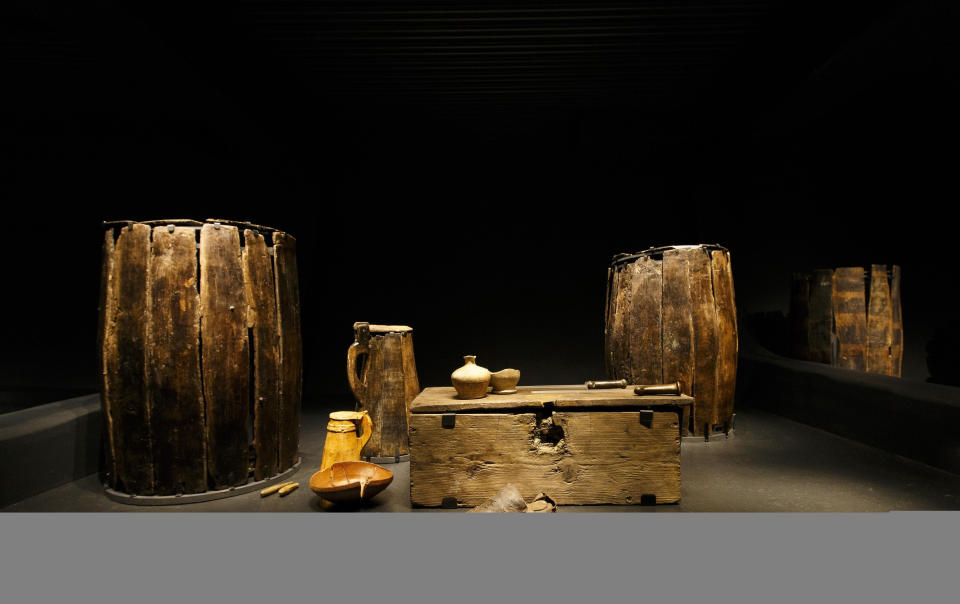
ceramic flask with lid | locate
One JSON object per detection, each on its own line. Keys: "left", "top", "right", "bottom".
{"left": 451, "top": 355, "right": 491, "bottom": 399}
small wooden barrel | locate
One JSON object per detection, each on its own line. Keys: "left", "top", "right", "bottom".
{"left": 790, "top": 265, "right": 902, "bottom": 377}
{"left": 98, "top": 219, "right": 302, "bottom": 501}
{"left": 347, "top": 322, "right": 420, "bottom": 463}
{"left": 604, "top": 244, "right": 738, "bottom": 437}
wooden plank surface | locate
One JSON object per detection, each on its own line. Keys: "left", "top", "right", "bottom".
{"left": 661, "top": 249, "right": 695, "bottom": 402}
{"left": 833, "top": 266, "right": 867, "bottom": 371}
{"left": 688, "top": 247, "right": 718, "bottom": 433}
{"left": 808, "top": 269, "right": 835, "bottom": 364}
{"left": 98, "top": 230, "right": 118, "bottom": 488}
{"left": 711, "top": 249, "right": 738, "bottom": 427}
{"left": 410, "top": 410, "right": 681, "bottom": 506}
{"left": 200, "top": 223, "right": 250, "bottom": 489}
{"left": 243, "top": 229, "right": 280, "bottom": 480}
{"left": 106, "top": 223, "right": 154, "bottom": 494}
{"left": 148, "top": 226, "right": 205, "bottom": 494}
{"left": 890, "top": 265, "right": 903, "bottom": 377}
{"left": 628, "top": 255, "right": 663, "bottom": 386}
{"left": 274, "top": 232, "right": 302, "bottom": 470}
{"left": 410, "top": 386, "right": 692, "bottom": 413}
{"left": 866, "top": 264, "right": 893, "bottom": 375}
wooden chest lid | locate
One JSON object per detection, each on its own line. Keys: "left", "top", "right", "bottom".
{"left": 410, "top": 385, "right": 693, "bottom": 414}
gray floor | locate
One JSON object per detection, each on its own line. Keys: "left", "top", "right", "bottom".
{"left": 5, "top": 408, "right": 960, "bottom": 513}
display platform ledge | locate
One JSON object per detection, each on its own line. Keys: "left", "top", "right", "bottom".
{"left": 738, "top": 350, "right": 960, "bottom": 475}
{"left": 0, "top": 393, "right": 101, "bottom": 507}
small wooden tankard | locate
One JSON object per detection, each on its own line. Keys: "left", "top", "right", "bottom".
{"left": 320, "top": 411, "right": 373, "bottom": 472}
{"left": 346, "top": 322, "right": 420, "bottom": 463}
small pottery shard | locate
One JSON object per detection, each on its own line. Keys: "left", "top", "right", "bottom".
{"left": 525, "top": 492, "right": 558, "bottom": 513}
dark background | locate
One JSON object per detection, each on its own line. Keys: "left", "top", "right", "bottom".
{"left": 4, "top": 0, "right": 959, "bottom": 410}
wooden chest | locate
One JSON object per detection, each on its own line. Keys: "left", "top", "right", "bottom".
{"left": 409, "top": 386, "right": 693, "bottom": 507}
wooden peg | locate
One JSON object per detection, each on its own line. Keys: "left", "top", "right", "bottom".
{"left": 260, "top": 481, "right": 294, "bottom": 497}
{"left": 278, "top": 482, "right": 299, "bottom": 496}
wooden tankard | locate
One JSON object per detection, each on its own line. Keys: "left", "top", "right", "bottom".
{"left": 320, "top": 411, "right": 373, "bottom": 472}
{"left": 346, "top": 322, "right": 420, "bottom": 463}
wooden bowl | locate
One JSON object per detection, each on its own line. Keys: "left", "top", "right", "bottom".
{"left": 490, "top": 368, "right": 521, "bottom": 394}
{"left": 309, "top": 461, "right": 394, "bottom": 503}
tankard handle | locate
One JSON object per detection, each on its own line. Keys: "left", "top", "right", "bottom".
{"left": 357, "top": 411, "right": 373, "bottom": 453}
{"left": 347, "top": 322, "right": 372, "bottom": 405}
{"left": 347, "top": 342, "right": 367, "bottom": 403}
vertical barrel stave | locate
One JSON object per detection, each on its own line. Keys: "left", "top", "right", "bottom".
{"left": 148, "top": 226, "right": 205, "bottom": 495}
{"left": 689, "top": 247, "right": 719, "bottom": 434}
{"left": 662, "top": 249, "right": 695, "bottom": 403}
{"left": 98, "top": 230, "right": 118, "bottom": 488}
{"left": 833, "top": 267, "right": 867, "bottom": 371}
{"left": 711, "top": 249, "right": 738, "bottom": 429}
{"left": 612, "top": 264, "right": 634, "bottom": 382}
{"left": 107, "top": 224, "right": 154, "bottom": 494}
{"left": 274, "top": 232, "right": 303, "bottom": 472}
{"left": 866, "top": 264, "right": 893, "bottom": 375}
{"left": 200, "top": 224, "right": 250, "bottom": 489}
{"left": 628, "top": 255, "right": 663, "bottom": 387}
{"left": 243, "top": 229, "right": 281, "bottom": 481}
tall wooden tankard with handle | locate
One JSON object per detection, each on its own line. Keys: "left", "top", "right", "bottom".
{"left": 346, "top": 322, "right": 420, "bottom": 463}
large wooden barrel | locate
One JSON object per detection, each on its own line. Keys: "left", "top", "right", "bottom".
{"left": 604, "top": 244, "right": 738, "bottom": 437}
{"left": 790, "top": 265, "right": 902, "bottom": 377}
{"left": 98, "top": 219, "right": 302, "bottom": 502}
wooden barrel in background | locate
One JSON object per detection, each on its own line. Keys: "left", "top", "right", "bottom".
{"left": 789, "top": 265, "right": 902, "bottom": 377}
{"left": 98, "top": 219, "right": 302, "bottom": 500}
{"left": 604, "top": 244, "right": 738, "bottom": 437}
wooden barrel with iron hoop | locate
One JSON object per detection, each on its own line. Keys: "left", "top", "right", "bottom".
{"left": 604, "top": 244, "right": 738, "bottom": 438}
{"left": 98, "top": 219, "right": 302, "bottom": 503}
